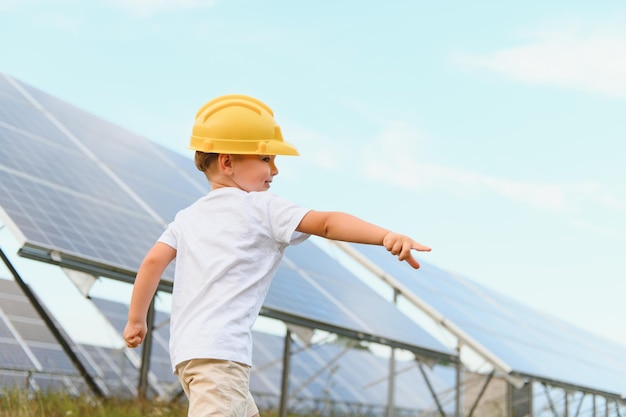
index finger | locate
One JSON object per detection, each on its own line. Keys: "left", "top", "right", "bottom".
{"left": 412, "top": 242, "right": 431, "bottom": 252}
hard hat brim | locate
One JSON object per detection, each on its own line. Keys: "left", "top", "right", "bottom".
{"left": 188, "top": 136, "right": 299, "bottom": 156}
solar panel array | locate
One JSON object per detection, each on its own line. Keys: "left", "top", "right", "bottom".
{"left": 0, "top": 275, "right": 463, "bottom": 416}
{"left": 1, "top": 72, "right": 625, "bottom": 412}
{"left": 0, "top": 73, "right": 205, "bottom": 278}
{"left": 347, "top": 243, "right": 626, "bottom": 398}
{"left": 0, "top": 72, "right": 454, "bottom": 361}
{"left": 91, "top": 295, "right": 457, "bottom": 414}
{"left": 0, "top": 278, "right": 139, "bottom": 396}
{"left": 0, "top": 276, "right": 458, "bottom": 414}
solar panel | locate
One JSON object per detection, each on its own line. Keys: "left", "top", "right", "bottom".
{"left": 0, "top": 93, "right": 75, "bottom": 147}
{"left": 0, "top": 74, "right": 205, "bottom": 280}
{"left": 0, "top": 144, "right": 164, "bottom": 275}
{"left": 346, "top": 243, "right": 626, "bottom": 397}
{"left": 18, "top": 85, "right": 208, "bottom": 221}
{"left": 89, "top": 297, "right": 177, "bottom": 386}
{"left": 0, "top": 279, "right": 139, "bottom": 396}
{"left": 9, "top": 319, "right": 58, "bottom": 344}
{"left": 29, "top": 345, "right": 78, "bottom": 374}
{"left": 0, "top": 319, "right": 12, "bottom": 338}
{"left": 78, "top": 344, "right": 139, "bottom": 396}
{"left": 249, "top": 338, "right": 282, "bottom": 398}
{"left": 0, "top": 296, "right": 41, "bottom": 320}
{"left": 266, "top": 240, "right": 454, "bottom": 358}
{"left": 0, "top": 340, "right": 34, "bottom": 369}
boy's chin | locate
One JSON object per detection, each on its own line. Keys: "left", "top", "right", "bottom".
{"left": 243, "top": 185, "right": 270, "bottom": 192}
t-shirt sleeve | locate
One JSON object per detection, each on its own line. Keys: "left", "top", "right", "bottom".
{"left": 264, "top": 193, "right": 311, "bottom": 245}
{"left": 157, "top": 222, "right": 178, "bottom": 250}
{"left": 289, "top": 230, "right": 310, "bottom": 245}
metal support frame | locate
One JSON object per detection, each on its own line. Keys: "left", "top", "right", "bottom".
{"left": 260, "top": 307, "right": 457, "bottom": 364}
{"left": 387, "top": 344, "right": 396, "bottom": 417}
{"left": 593, "top": 394, "right": 597, "bottom": 417}
{"left": 543, "top": 383, "right": 560, "bottom": 417}
{"left": 467, "top": 370, "right": 494, "bottom": 417}
{"left": 387, "top": 288, "right": 399, "bottom": 417}
{"left": 529, "top": 381, "right": 535, "bottom": 417}
{"left": 573, "top": 392, "right": 586, "bottom": 417}
{"left": 505, "top": 381, "right": 534, "bottom": 417}
{"left": 17, "top": 244, "right": 173, "bottom": 293}
{"left": 279, "top": 328, "right": 292, "bottom": 417}
{"left": 137, "top": 296, "right": 156, "bottom": 399}
{"left": 417, "top": 360, "right": 446, "bottom": 417}
{"left": 290, "top": 342, "right": 353, "bottom": 398}
{"left": 0, "top": 247, "right": 105, "bottom": 398}
{"left": 455, "top": 342, "right": 462, "bottom": 417}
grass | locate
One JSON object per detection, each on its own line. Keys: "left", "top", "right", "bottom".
{"left": 0, "top": 389, "right": 188, "bottom": 417}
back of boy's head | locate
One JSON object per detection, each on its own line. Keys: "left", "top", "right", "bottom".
{"left": 194, "top": 151, "right": 218, "bottom": 172}
{"left": 189, "top": 94, "right": 299, "bottom": 173}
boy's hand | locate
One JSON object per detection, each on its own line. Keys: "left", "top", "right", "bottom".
{"left": 383, "top": 232, "right": 431, "bottom": 269}
{"left": 123, "top": 321, "right": 147, "bottom": 348}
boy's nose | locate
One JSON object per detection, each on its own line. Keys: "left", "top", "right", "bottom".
{"left": 270, "top": 161, "right": 279, "bottom": 175}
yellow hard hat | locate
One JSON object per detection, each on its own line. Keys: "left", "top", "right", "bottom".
{"left": 189, "top": 94, "right": 299, "bottom": 156}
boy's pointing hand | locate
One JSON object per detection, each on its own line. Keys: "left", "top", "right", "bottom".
{"left": 383, "top": 232, "right": 431, "bottom": 269}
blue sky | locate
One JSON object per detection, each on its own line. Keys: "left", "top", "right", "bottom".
{"left": 1, "top": 1, "right": 625, "bottom": 348}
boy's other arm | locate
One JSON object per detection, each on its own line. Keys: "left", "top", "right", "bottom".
{"left": 296, "top": 210, "right": 430, "bottom": 269}
{"left": 123, "top": 242, "right": 176, "bottom": 348}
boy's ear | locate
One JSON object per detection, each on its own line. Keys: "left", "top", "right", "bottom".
{"left": 218, "top": 154, "right": 234, "bottom": 174}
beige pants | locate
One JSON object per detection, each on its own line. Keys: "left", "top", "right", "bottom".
{"left": 175, "top": 359, "right": 259, "bottom": 417}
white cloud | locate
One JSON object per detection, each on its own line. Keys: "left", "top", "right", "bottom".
{"left": 105, "top": 0, "right": 216, "bottom": 17}
{"left": 359, "top": 121, "right": 434, "bottom": 187}
{"left": 363, "top": 156, "right": 574, "bottom": 212}
{"left": 286, "top": 118, "right": 626, "bottom": 220}
{"left": 360, "top": 124, "right": 626, "bottom": 214}
{"left": 456, "top": 20, "right": 626, "bottom": 99}
{"left": 482, "top": 177, "right": 571, "bottom": 211}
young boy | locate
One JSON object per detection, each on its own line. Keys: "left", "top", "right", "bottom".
{"left": 123, "top": 94, "right": 431, "bottom": 417}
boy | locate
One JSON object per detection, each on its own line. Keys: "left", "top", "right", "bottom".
{"left": 123, "top": 94, "right": 430, "bottom": 417}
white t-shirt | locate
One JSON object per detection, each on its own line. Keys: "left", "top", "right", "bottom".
{"left": 158, "top": 187, "right": 310, "bottom": 370}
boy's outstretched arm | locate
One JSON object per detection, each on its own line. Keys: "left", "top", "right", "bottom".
{"left": 296, "top": 210, "right": 431, "bottom": 269}
{"left": 123, "top": 242, "right": 176, "bottom": 348}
